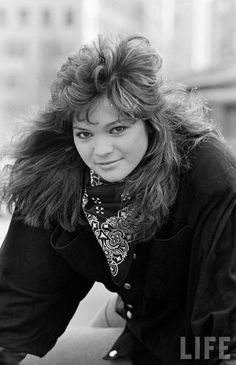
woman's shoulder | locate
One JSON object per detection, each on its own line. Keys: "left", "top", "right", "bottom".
{"left": 185, "top": 137, "right": 236, "bottom": 196}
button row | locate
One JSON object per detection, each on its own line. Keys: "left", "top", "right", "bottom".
{"left": 109, "top": 350, "right": 117, "bottom": 358}
{"left": 124, "top": 282, "right": 131, "bottom": 290}
{"left": 126, "top": 310, "right": 132, "bottom": 319}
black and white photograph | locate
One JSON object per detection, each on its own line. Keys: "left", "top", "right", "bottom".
{"left": 0, "top": 1, "right": 236, "bottom": 364}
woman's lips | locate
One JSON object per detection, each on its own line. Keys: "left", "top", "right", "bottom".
{"left": 96, "top": 158, "right": 122, "bottom": 166}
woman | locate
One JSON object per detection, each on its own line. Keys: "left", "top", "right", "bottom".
{"left": 0, "top": 35, "right": 236, "bottom": 365}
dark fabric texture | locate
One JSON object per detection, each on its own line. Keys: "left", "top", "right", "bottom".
{"left": 0, "top": 219, "right": 94, "bottom": 357}
{"left": 0, "top": 139, "right": 236, "bottom": 364}
{"left": 0, "top": 347, "right": 26, "bottom": 365}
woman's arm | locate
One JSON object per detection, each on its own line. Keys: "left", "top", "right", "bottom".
{"left": 0, "top": 212, "right": 94, "bottom": 360}
{"left": 191, "top": 199, "right": 236, "bottom": 364}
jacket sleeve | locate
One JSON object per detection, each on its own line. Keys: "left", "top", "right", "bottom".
{"left": 0, "top": 347, "right": 26, "bottom": 364}
{"left": 0, "top": 213, "right": 94, "bottom": 358}
{"left": 190, "top": 192, "right": 236, "bottom": 365}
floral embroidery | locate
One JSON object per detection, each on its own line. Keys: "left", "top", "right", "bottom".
{"left": 92, "top": 197, "right": 102, "bottom": 205}
{"left": 121, "top": 192, "right": 131, "bottom": 201}
{"left": 82, "top": 189, "right": 88, "bottom": 208}
{"left": 90, "top": 169, "right": 103, "bottom": 186}
{"left": 84, "top": 204, "right": 136, "bottom": 277}
{"left": 95, "top": 206, "right": 104, "bottom": 215}
{"left": 82, "top": 170, "right": 137, "bottom": 279}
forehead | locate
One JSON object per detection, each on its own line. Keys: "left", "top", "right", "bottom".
{"left": 73, "top": 97, "right": 120, "bottom": 126}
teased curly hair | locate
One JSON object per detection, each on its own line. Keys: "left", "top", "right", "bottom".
{"left": 1, "top": 34, "right": 223, "bottom": 240}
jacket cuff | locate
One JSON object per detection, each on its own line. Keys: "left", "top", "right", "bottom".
{"left": 102, "top": 326, "right": 144, "bottom": 361}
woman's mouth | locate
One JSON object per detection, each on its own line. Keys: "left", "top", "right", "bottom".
{"left": 96, "top": 158, "right": 122, "bottom": 167}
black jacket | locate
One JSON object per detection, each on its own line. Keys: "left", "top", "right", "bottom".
{"left": 0, "top": 139, "right": 236, "bottom": 364}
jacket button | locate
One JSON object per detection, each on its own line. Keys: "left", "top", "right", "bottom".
{"left": 124, "top": 283, "right": 131, "bottom": 290}
{"left": 109, "top": 350, "right": 117, "bottom": 358}
{"left": 133, "top": 253, "right": 137, "bottom": 259}
{"left": 127, "top": 311, "right": 132, "bottom": 319}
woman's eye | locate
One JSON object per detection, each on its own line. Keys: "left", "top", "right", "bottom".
{"left": 75, "top": 132, "right": 91, "bottom": 139}
{"left": 111, "top": 126, "right": 128, "bottom": 134}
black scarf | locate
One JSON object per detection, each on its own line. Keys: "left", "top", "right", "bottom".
{"left": 82, "top": 169, "right": 137, "bottom": 286}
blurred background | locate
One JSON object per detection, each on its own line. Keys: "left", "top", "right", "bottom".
{"left": 0, "top": 0, "right": 236, "bottom": 325}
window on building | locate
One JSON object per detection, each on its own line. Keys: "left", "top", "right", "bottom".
{"left": 225, "top": 103, "right": 236, "bottom": 137}
{"left": 213, "top": 0, "right": 236, "bottom": 64}
{"left": 42, "top": 9, "right": 51, "bottom": 26}
{"left": 0, "top": 8, "right": 6, "bottom": 26}
{"left": 4, "top": 41, "right": 28, "bottom": 57}
{"left": 41, "top": 40, "right": 62, "bottom": 59}
{"left": 18, "top": 8, "right": 29, "bottom": 25}
{"left": 5, "top": 74, "right": 18, "bottom": 89}
{"left": 65, "top": 9, "right": 74, "bottom": 26}
{"left": 4, "top": 101, "right": 26, "bottom": 116}
{"left": 133, "top": 3, "right": 143, "bottom": 20}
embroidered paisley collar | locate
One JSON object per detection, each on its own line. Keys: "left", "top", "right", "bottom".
{"left": 82, "top": 169, "right": 137, "bottom": 286}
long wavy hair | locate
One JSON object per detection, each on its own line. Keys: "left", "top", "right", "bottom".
{"left": 1, "top": 34, "right": 223, "bottom": 240}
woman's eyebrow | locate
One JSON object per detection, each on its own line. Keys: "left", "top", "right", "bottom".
{"left": 73, "top": 119, "right": 127, "bottom": 130}
{"left": 73, "top": 125, "right": 90, "bottom": 130}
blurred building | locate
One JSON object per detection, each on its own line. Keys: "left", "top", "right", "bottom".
{"left": 0, "top": 0, "right": 170, "bottom": 136}
{"left": 94, "top": 0, "right": 236, "bottom": 150}
{"left": 87, "top": 0, "right": 166, "bottom": 52}
{"left": 0, "top": 0, "right": 236, "bottom": 148}
{"left": 0, "top": 0, "right": 83, "bottom": 137}
{"left": 173, "top": 0, "right": 236, "bottom": 151}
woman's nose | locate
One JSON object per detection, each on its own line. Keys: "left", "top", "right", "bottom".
{"left": 93, "top": 137, "right": 114, "bottom": 156}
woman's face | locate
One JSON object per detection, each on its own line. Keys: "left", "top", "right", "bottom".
{"left": 73, "top": 97, "right": 148, "bottom": 182}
